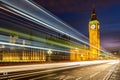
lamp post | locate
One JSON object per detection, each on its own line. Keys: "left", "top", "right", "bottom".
{"left": 47, "top": 49, "right": 52, "bottom": 62}
{"left": 0, "top": 45, "right": 5, "bottom": 62}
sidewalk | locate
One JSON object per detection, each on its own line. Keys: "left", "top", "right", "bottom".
{"left": 109, "top": 60, "right": 120, "bottom": 80}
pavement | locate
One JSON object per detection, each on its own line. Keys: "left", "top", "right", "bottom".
{"left": 109, "top": 60, "right": 120, "bottom": 80}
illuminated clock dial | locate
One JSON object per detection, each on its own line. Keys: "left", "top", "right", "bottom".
{"left": 91, "top": 24, "right": 95, "bottom": 29}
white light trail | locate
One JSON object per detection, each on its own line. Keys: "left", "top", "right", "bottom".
{"left": 0, "top": 0, "right": 89, "bottom": 45}
{"left": 0, "top": 60, "right": 117, "bottom": 73}
{"left": 27, "top": 0, "right": 88, "bottom": 40}
{"left": 0, "top": 41, "right": 69, "bottom": 53}
{"left": 0, "top": 0, "right": 111, "bottom": 54}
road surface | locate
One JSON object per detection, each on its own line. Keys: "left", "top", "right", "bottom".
{"left": 0, "top": 60, "right": 118, "bottom": 80}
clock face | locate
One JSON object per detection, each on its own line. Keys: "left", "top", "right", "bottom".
{"left": 91, "top": 24, "right": 95, "bottom": 29}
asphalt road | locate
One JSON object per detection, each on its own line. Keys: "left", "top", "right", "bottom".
{"left": 0, "top": 61, "right": 118, "bottom": 80}
{"left": 29, "top": 63, "right": 117, "bottom": 80}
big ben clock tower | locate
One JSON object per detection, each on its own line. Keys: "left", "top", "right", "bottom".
{"left": 88, "top": 8, "right": 100, "bottom": 60}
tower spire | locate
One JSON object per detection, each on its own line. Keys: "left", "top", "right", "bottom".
{"left": 91, "top": 5, "right": 97, "bottom": 20}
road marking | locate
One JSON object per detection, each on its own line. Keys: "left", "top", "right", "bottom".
{"left": 76, "top": 77, "right": 82, "bottom": 80}
{"left": 63, "top": 76, "right": 74, "bottom": 80}
{"left": 90, "top": 71, "right": 100, "bottom": 78}
{"left": 54, "top": 75, "right": 66, "bottom": 79}
{"left": 62, "top": 71, "right": 68, "bottom": 74}
{"left": 30, "top": 73, "right": 56, "bottom": 80}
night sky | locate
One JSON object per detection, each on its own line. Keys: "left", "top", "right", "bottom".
{"left": 33, "top": 0, "right": 120, "bottom": 52}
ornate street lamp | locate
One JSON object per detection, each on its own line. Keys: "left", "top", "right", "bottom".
{"left": 47, "top": 49, "right": 52, "bottom": 62}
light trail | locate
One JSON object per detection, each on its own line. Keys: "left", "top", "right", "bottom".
{"left": 2, "top": 4, "right": 88, "bottom": 47}
{"left": 0, "top": 4, "right": 88, "bottom": 47}
{"left": 0, "top": 1, "right": 97, "bottom": 50}
{"left": 0, "top": 60, "right": 117, "bottom": 73}
{"left": 0, "top": 27, "right": 82, "bottom": 50}
{"left": 27, "top": 0, "right": 89, "bottom": 40}
{"left": 0, "top": 35, "right": 68, "bottom": 51}
{"left": 0, "top": 0, "right": 112, "bottom": 55}
{"left": 0, "top": 41, "right": 69, "bottom": 53}
{"left": 0, "top": 0, "right": 89, "bottom": 46}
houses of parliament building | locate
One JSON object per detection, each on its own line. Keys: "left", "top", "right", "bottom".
{"left": 0, "top": 2, "right": 101, "bottom": 63}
